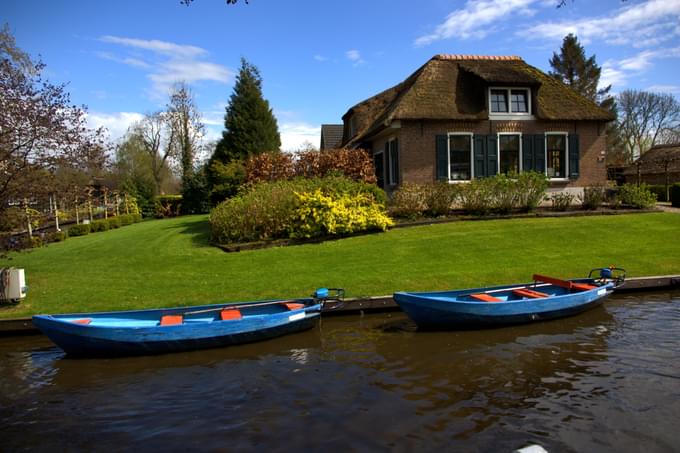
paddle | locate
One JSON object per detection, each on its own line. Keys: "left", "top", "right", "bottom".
{"left": 181, "top": 299, "right": 304, "bottom": 316}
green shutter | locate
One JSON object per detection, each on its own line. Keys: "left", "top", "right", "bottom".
{"left": 522, "top": 135, "right": 534, "bottom": 171}
{"left": 473, "top": 135, "right": 486, "bottom": 178}
{"left": 533, "top": 134, "right": 545, "bottom": 173}
{"left": 568, "top": 133, "right": 579, "bottom": 179}
{"left": 392, "top": 138, "right": 400, "bottom": 184}
{"left": 435, "top": 135, "right": 448, "bottom": 181}
{"left": 486, "top": 135, "right": 498, "bottom": 176}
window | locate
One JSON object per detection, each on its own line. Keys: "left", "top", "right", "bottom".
{"left": 489, "top": 88, "right": 531, "bottom": 115}
{"left": 499, "top": 134, "right": 520, "bottom": 174}
{"left": 448, "top": 134, "right": 472, "bottom": 181}
{"left": 386, "top": 138, "right": 399, "bottom": 185}
{"left": 373, "top": 151, "right": 385, "bottom": 189}
{"left": 546, "top": 134, "right": 567, "bottom": 179}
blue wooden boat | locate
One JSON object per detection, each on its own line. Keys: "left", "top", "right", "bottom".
{"left": 393, "top": 269, "right": 625, "bottom": 329}
{"left": 32, "top": 289, "right": 343, "bottom": 356}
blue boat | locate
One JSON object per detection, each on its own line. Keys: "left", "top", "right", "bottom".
{"left": 393, "top": 269, "right": 625, "bottom": 329}
{"left": 32, "top": 289, "right": 343, "bottom": 356}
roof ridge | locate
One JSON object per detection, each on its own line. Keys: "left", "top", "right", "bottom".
{"left": 434, "top": 54, "right": 523, "bottom": 61}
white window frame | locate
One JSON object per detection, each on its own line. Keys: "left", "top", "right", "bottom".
{"left": 497, "top": 132, "right": 523, "bottom": 175}
{"left": 386, "top": 137, "right": 399, "bottom": 186}
{"left": 446, "top": 132, "right": 474, "bottom": 182}
{"left": 489, "top": 87, "right": 532, "bottom": 119}
{"left": 545, "top": 132, "right": 569, "bottom": 181}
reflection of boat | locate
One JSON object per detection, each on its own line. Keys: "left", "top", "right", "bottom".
{"left": 394, "top": 270, "right": 625, "bottom": 329}
{"left": 32, "top": 289, "right": 342, "bottom": 356}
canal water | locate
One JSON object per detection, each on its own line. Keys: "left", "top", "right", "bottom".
{"left": 1, "top": 290, "right": 679, "bottom": 452}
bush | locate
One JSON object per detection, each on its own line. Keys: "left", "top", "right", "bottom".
{"left": 245, "top": 152, "right": 296, "bottom": 184}
{"left": 68, "top": 224, "right": 91, "bottom": 236}
{"left": 672, "top": 183, "right": 680, "bottom": 208}
{"left": 551, "top": 192, "right": 574, "bottom": 211}
{"left": 118, "top": 214, "right": 134, "bottom": 226}
{"left": 107, "top": 217, "right": 122, "bottom": 229}
{"left": 459, "top": 178, "right": 495, "bottom": 215}
{"left": 425, "top": 183, "right": 459, "bottom": 217}
{"left": 155, "top": 195, "right": 182, "bottom": 218}
{"left": 208, "top": 159, "right": 246, "bottom": 205}
{"left": 181, "top": 167, "right": 211, "bottom": 215}
{"left": 617, "top": 183, "right": 657, "bottom": 209}
{"left": 210, "top": 176, "right": 390, "bottom": 244}
{"left": 131, "top": 213, "right": 143, "bottom": 223}
{"left": 90, "top": 219, "right": 110, "bottom": 233}
{"left": 579, "top": 185, "right": 606, "bottom": 210}
{"left": 648, "top": 185, "right": 669, "bottom": 202}
{"left": 489, "top": 174, "right": 518, "bottom": 214}
{"left": 389, "top": 183, "right": 428, "bottom": 219}
{"left": 516, "top": 171, "right": 549, "bottom": 212}
{"left": 47, "top": 231, "right": 67, "bottom": 242}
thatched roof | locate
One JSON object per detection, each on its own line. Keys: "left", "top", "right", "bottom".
{"left": 320, "top": 124, "right": 344, "bottom": 150}
{"left": 622, "top": 144, "right": 680, "bottom": 175}
{"left": 342, "top": 55, "right": 615, "bottom": 147}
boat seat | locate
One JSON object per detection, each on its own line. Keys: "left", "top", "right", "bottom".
{"left": 71, "top": 318, "right": 92, "bottom": 325}
{"left": 220, "top": 309, "right": 242, "bottom": 321}
{"left": 160, "top": 315, "right": 183, "bottom": 326}
{"left": 469, "top": 293, "right": 502, "bottom": 302}
{"left": 513, "top": 288, "right": 548, "bottom": 299}
{"left": 571, "top": 282, "right": 597, "bottom": 291}
{"left": 533, "top": 274, "right": 597, "bottom": 292}
{"left": 283, "top": 302, "right": 305, "bottom": 311}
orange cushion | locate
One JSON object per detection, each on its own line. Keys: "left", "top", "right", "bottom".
{"left": 513, "top": 288, "right": 548, "bottom": 299}
{"left": 160, "top": 315, "right": 183, "bottom": 326}
{"left": 284, "top": 302, "right": 305, "bottom": 311}
{"left": 470, "top": 293, "right": 502, "bottom": 302}
{"left": 220, "top": 309, "right": 242, "bottom": 321}
{"left": 72, "top": 318, "right": 92, "bottom": 325}
{"left": 571, "top": 283, "right": 597, "bottom": 291}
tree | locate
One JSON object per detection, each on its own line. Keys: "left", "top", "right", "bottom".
{"left": 167, "top": 82, "right": 204, "bottom": 186}
{"left": 212, "top": 58, "right": 280, "bottom": 163}
{"left": 0, "top": 25, "right": 108, "bottom": 218}
{"left": 617, "top": 90, "right": 680, "bottom": 162}
{"left": 131, "top": 112, "right": 179, "bottom": 195}
{"left": 114, "top": 132, "right": 157, "bottom": 216}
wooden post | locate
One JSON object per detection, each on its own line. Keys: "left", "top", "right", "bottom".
{"left": 54, "top": 196, "right": 60, "bottom": 232}
{"left": 103, "top": 188, "right": 109, "bottom": 219}
{"left": 75, "top": 196, "right": 79, "bottom": 225}
{"left": 664, "top": 159, "right": 670, "bottom": 202}
{"left": 124, "top": 194, "right": 130, "bottom": 215}
{"left": 115, "top": 193, "right": 120, "bottom": 216}
{"left": 24, "top": 198, "right": 32, "bottom": 239}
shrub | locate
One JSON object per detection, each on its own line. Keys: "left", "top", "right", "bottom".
{"left": 131, "top": 213, "right": 143, "bottom": 223}
{"left": 672, "top": 183, "right": 680, "bottom": 208}
{"left": 245, "top": 152, "right": 296, "bottom": 183}
{"left": 181, "top": 167, "right": 211, "bottom": 215}
{"left": 208, "top": 159, "right": 247, "bottom": 205}
{"left": 648, "top": 185, "right": 669, "bottom": 202}
{"left": 489, "top": 174, "right": 518, "bottom": 214}
{"left": 118, "top": 214, "right": 134, "bottom": 226}
{"left": 579, "top": 185, "right": 606, "bottom": 210}
{"left": 155, "top": 195, "right": 182, "bottom": 218}
{"left": 90, "top": 219, "right": 110, "bottom": 233}
{"left": 515, "top": 171, "right": 549, "bottom": 212}
{"left": 459, "top": 178, "right": 495, "bottom": 215}
{"left": 210, "top": 176, "right": 390, "bottom": 244}
{"left": 617, "top": 183, "right": 657, "bottom": 209}
{"left": 425, "top": 183, "right": 459, "bottom": 217}
{"left": 551, "top": 192, "right": 574, "bottom": 211}
{"left": 47, "top": 231, "right": 67, "bottom": 242}
{"left": 68, "top": 224, "right": 91, "bottom": 236}
{"left": 107, "top": 217, "right": 121, "bottom": 229}
{"left": 389, "top": 183, "right": 428, "bottom": 219}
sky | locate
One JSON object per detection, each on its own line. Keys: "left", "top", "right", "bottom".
{"left": 3, "top": 0, "right": 680, "bottom": 152}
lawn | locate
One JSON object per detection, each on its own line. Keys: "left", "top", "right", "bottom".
{"left": 1, "top": 212, "right": 679, "bottom": 319}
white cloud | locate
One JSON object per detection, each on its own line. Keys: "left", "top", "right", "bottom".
{"left": 415, "top": 0, "right": 539, "bottom": 46}
{"left": 520, "top": 0, "right": 680, "bottom": 46}
{"left": 86, "top": 111, "right": 145, "bottom": 141}
{"left": 345, "top": 49, "right": 365, "bottom": 66}
{"left": 600, "top": 46, "right": 680, "bottom": 88}
{"left": 279, "top": 122, "right": 321, "bottom": 152}
{"left": 97, "top": 35, "right": 233, "bottom": 98}
{"left": 646, "top": 84, "right": 680, "bottom": 95}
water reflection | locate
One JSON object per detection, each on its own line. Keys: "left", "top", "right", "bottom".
{"left": 1, "top": 291, "right": 679, "bottom": 452}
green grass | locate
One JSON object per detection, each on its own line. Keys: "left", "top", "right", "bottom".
{"left": 1, "top": 213, "right": 679, "bottom": 318}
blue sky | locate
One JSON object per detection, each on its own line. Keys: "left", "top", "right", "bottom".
{"left": 3, "top": 0, "right": 680, "bottom": 151}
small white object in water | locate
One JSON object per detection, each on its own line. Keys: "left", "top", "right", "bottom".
{"left": 514, "top": 445, "right": 548, "bottom": 453}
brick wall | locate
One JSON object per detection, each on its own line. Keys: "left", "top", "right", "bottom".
{"left": 374, "top": 119, "right": 608, "bottom": 188}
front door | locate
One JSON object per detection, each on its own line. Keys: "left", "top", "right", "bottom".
{"left": 373, "top": 152, "right": 385, "bottom": 189}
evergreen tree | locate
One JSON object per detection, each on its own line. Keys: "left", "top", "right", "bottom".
{"left": 549, "top": 33, "right": 613, "bottom": 107}
{"left": 212, "top": 58, "right": 280, "bottom": 163}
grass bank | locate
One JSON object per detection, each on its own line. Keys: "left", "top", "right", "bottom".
{"left": 1, "top": 213, "right": 678, "bottom": 318}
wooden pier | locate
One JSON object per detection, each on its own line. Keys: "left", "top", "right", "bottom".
{"left": 1, "top": 275, "right": 678, "bottom": 336}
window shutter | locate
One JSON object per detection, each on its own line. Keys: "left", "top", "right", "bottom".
{"left": 392, "top": 138, "right": 400, "bottom": 184}
{"left": 435, "top": 135, "right": 448, "bottom": 181}
{"left": 568, "top": 133, "right": 579, "bottom": 179}
{"left": 522, "top": 135, "right": 535, "bottom": 171}
{"left": 473, "top": 135, "right": 486, "bottom": 178}
{"left": 533, "top": 135, "right": 545, "bottom": 173}
{"left": 485, "top": 135, "right": 498, "bottom": 176}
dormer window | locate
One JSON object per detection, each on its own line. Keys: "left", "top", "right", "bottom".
{"left": 489, "top": 88, "right": 531, "bottom": 116}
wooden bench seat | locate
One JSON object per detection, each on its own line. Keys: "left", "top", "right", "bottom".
{"left": 469, "top": 293, "right": 502, "bottom": 302}
{"left": 513, "top": 288, "right": 548, "bottom": 299}
{"left": 533, "top": 274, "right": 597, "bottom": 292}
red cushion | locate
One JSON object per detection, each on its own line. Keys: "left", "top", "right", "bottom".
{"left": 469, "top": 293, "right": 501, "bottom": 302}
{"left": 160, "top": 315, "right": 183, "bottom": 326}
{"left": 283, "top": 302, "right": 305, "bottom": 311}
{"left": 220, "top": 309, "right": 242, "bottom": 321}
{"left": 71, "top": 318, "right": 92, "bottom": 325}
{"left": 513, "top": 288, "right": 548, "bottom": 299}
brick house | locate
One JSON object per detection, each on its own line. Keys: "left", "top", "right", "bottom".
{"left": 621, "top": 143, "right": 680, "bottom": 186}
{"left": 338, "top": 55, "right": 615, "bottom": 192}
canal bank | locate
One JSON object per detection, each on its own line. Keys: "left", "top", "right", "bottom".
{"left": 2, "top": 275, "right": 678, "bottom": 335}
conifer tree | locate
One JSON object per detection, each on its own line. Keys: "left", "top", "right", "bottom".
{"left": 211, "top": 58, "right": 280, "bottom": 164}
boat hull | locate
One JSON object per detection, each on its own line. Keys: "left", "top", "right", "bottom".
{"left": 32, "top": 299, "right": 321, "bottom": 356}
{"left": 394, "top": 280, "right": 613, "bottom": 329}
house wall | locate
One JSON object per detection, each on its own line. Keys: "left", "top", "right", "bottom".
{"left": 382, "top": 119, "right": 608, "bottom": 188}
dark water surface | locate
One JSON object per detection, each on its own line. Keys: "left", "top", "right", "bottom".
{"left": 1, "top": 291, "right": 679, "bottom": 452}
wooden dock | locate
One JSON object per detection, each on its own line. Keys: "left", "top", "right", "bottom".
{"left": 1, "top": 275, "right": 678, "bottom": 336}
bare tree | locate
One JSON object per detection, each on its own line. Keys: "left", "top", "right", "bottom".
{"left": 130, "top": 112, "right": 178, "bottom": 195}
{"left": 617, "top": 90, "right": 680, "bottom": 162}
{"left": 167, "top": 82, "right": 205, "bottom": 183}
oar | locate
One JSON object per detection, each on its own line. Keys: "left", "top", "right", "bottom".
{"left": 181, "top": 299, "right": 303, "bottom": 316}
{"left": 460, "top": 282, "right": 552, "bottom": 298}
